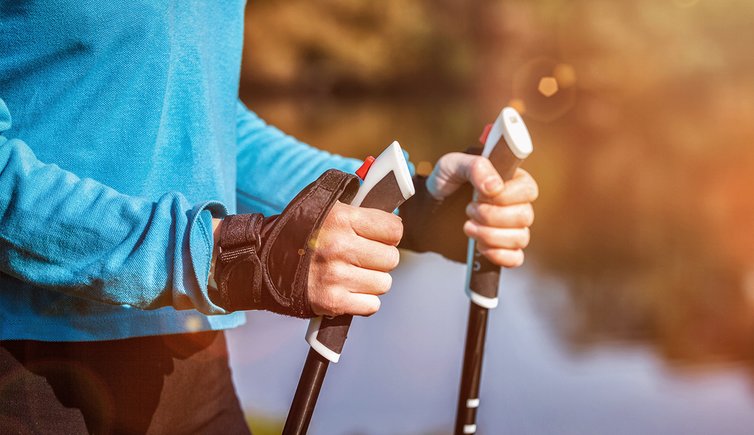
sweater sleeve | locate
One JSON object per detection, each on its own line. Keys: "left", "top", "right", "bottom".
{"left": 234, "top": 100, "right": 362, "bottom": 215}
{"left": 0, "top": 98, "right": 229, "bottom": 315}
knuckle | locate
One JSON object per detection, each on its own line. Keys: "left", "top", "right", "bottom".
{"left": 360, "top": 269, "right": 394, "bottom": 295}
{"left": 472, "top": 162, "right": 494, "bottom": 185}
{"left": 473, "top": 203, "right": 490, "bottom": 225}
{"left": 516, "top": 228, "right": 530, "bottom": 248}
{"left": 311, "top": 288, "right": 339, "bottom": 317}
{"left": 313, "top": 266, "right": 334, "bottom": 288}
{"left": 379, "top": 273, "right": 393, "bottom": 294}
{"left": 470, "top": 156, "right": 488, "bottom": 175}
{"left": 319, "top": 238, "right": 341, "bottom": 260}
{"left": 510, "top": 250, "right": 525, "bottom": 267}
{"left": 486, "top": 249, "right": 525, "bottom": 268}
{"left": 328, "top": 262, "right": 348, "bottom": 282}
{"left": 528, "top": 182, "right": 540, "bottom": 201}
{"left": 522, "top": 204, "right": 535, "bottom": 226}
{"left": 508, "top": 229, "right": 527, "bottom": 249}
{"left": 365, "top": 297, "right": 381, "bottom": 317}
{"left": 332, "top": 236, "right": 356, "bottom": 259}
{"left": 476, "top": 225, "right": 491, "bottom": 241}
{"left": 332, "top": 204, "right": 353, "bottom": 228}
{"left": 386, "top": 247, "right": 400, "bottom": 269}
{"left": 327, "top": 289, "right": 347, "bottom": 316}
{"left": 391, "top": 219, "right": 404, "bottom": 244}
{"left": 378, "top": 214, "right": 403, "bottom": 245}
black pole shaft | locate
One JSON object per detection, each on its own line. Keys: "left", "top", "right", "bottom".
{"left": 452, "top": 108, "right": 530, "bottom": 433}
{"left": 454, "top": 303, "right": 489, "bottom": 435}
{"left": 283, "top": 349, "right": 330, "bottom": 435}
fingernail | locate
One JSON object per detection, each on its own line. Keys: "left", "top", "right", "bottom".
{"left": 484, "top": 177, "right": 503, "bottom": 195}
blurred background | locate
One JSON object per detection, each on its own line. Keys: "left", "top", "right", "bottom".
{"left": 228, "top": 0, "right": 754, "bottom": 433}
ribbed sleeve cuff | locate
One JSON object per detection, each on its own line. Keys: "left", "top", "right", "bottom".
{"left": 187, "top": 200, "right": 229, "bottom": 313}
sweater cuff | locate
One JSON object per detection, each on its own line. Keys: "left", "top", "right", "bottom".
{"left": 186, "top": 200, "right": 228, "bottom": 313}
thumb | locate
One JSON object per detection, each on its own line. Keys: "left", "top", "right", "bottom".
{"left": 426, "top": 152, "right": 504, "bottom": 200}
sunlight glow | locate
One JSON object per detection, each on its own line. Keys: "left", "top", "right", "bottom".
{"left": 538, "top": 77, "right": 559, "bottom": 97}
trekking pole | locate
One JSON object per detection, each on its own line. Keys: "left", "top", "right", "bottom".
{"left": 283, "top": 141, "right": 415, "bottom": 435}
{"left": 454, "top": 107, "right": 533, "bottom": 435}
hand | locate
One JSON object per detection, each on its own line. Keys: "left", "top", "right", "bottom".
{"left": 427, "top": 152, "right": 538, "bottom": 267}
{"left": 308, "top": 201, "right": 403, "bottom": 317}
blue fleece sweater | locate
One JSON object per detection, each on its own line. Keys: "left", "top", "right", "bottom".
{"left": 0, "top": 1, "right": 361, "bottom": 340}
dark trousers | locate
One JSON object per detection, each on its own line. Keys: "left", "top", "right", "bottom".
{"left": 0, "top": 331, "right": 251, "bottom": 434}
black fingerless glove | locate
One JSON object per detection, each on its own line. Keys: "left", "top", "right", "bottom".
{"left": 211, "top": 169, "right": 360, "bottom": 317}
{"left": 399, "top": 147, "right": 481, "bottom": 263}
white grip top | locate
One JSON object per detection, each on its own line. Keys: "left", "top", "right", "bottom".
{"left": 351, "top": 140, "right": 415, "bottom": 207}
{"left": 483, "top": 107, "right": 533, "bottom": 160}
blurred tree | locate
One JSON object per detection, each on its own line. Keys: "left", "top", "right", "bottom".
{"left": 242, "top": 0, "right": 473, "bottom": 96}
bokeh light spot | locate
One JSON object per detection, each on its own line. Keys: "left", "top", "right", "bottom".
{"left": 513, "top": 57, "right": 577, "bottom": 121}
{"left": 308, "top": 230, "right": 321, "bottom": 250}
{"left": 416, "top": 161, "right": 433, "bottom": 176}
{"left": 538, "top": 77, "right": 559, "bottom": 97}
{"left": 185, "top": 315, "right": 202, "bottom": 332}
{"left": 553, "top": 64, "right": 577, "bottom": 88}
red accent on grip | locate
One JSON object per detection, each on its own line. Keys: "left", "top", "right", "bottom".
{"left": 479, "top": 123, "right": 493, "bottom": 145}
{"left": 355, "top": 156, "right": 376, "bottom": 180}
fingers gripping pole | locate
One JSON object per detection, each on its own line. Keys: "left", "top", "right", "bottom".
{"left": 305, "top": 141, "right": 415, "bottom": 363}
{"left": 284, "top": 141, "right": 415, "bottom": 435}
{"left": 464, "top": 107, "right": 533, "bottom": 309}
{"left": 454, "top": 108, "right": 533, "bottom": 435}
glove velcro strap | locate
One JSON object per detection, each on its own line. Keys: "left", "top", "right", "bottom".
{"left": 213, "top": 214, "right": 265, "bottom": 309}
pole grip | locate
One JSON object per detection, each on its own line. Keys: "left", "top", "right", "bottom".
{"left": 464, "top": 155, "right": 523, "bottom": 309}
{"left": 306, "top": 141, "right": 415, "bottom": 362}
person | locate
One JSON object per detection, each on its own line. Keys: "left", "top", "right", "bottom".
{"left": 0, "top": 3, "right": 538, "bottom": 434}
